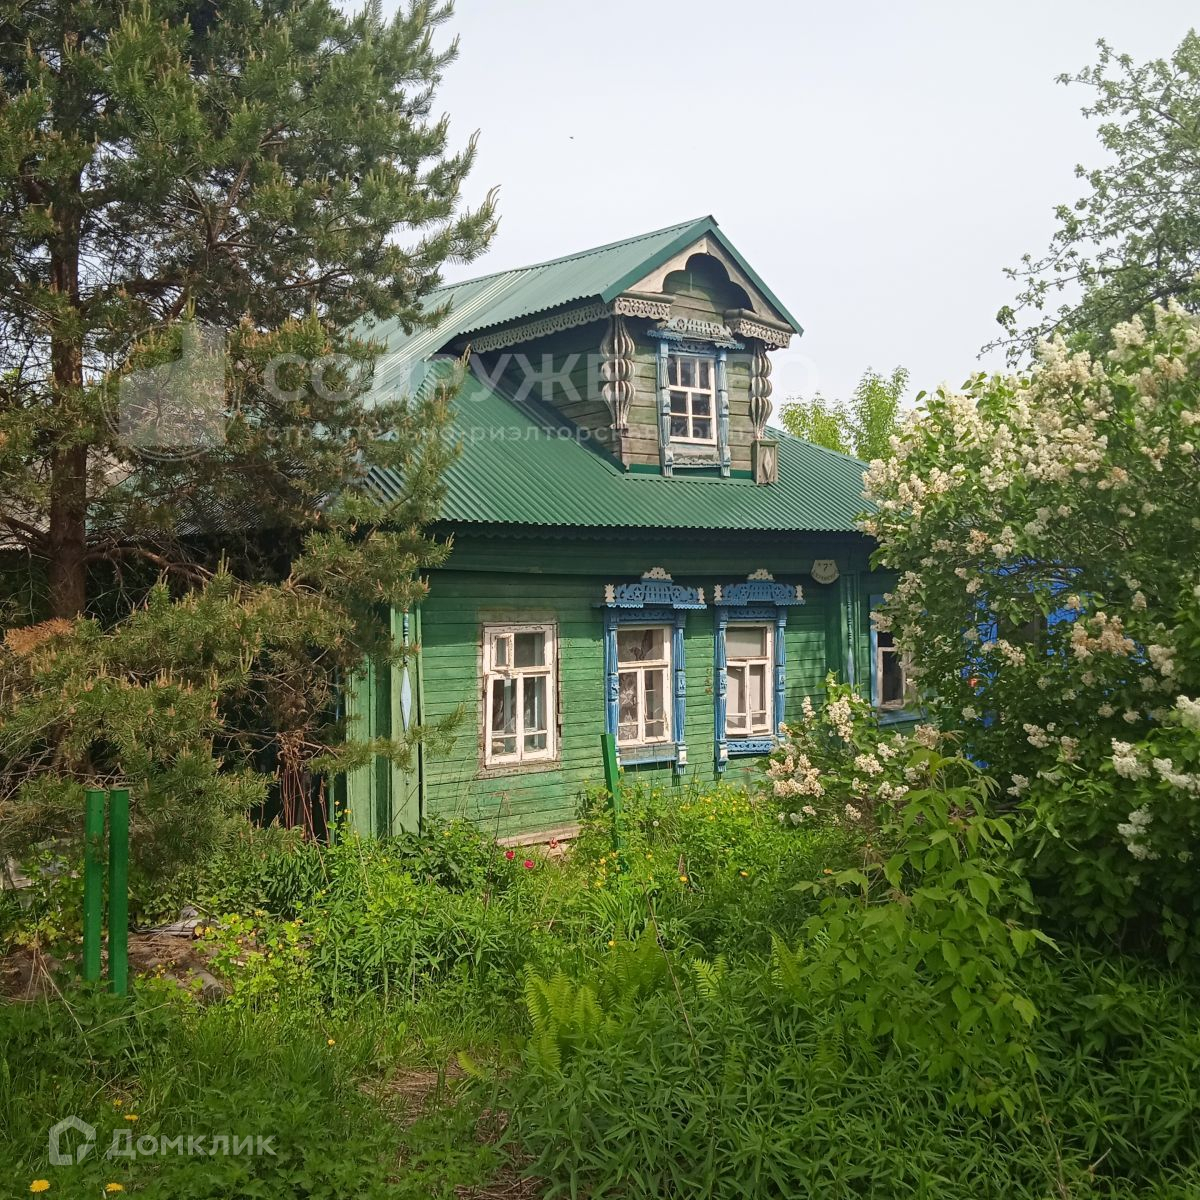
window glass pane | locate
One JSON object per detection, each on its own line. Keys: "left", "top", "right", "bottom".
{"left": 877, "top": 630, "right": 895, "bottom": 650}
{"left": 670, "top": 390, "right": 688, "bottom": 413}
{"left": 618, "top": 627, "right": 666, "bottom": 665}
{"left": 698, "top": 359, "right": 710, "bottom": 388}
{"left": 692, "top": 395, "right": 711, "bottom": 417}
{"left": 727, "top": 665, "right": 746, "bottom": 732}
{"left": 691, "top": 418, "right": 712, "bottom": 441}
{"left": 514, "top": 630, "right": 545, "bottom": 668}
{"left": 881, "top": 648, "right": 904, "bottom": 705}
{"left": 493, "top": 635, "right": 509, "bottom": 667}
{"left": 670, "top": 416, "right": 688, "bottom": 438}
{"left": 491, "top": 678, "right": 516, "bottom": 732}
{"left": 490, "top": 677, "right": 517, "bottom": 757}
{"left": 523, "top": 675, "right": 546, "bottom": 733}
{"left": 749, "top": 664, "right": 768, "bottom": 726}
{"left": 618, "top": 670, "right": 639, "bottom": 736}
{"left": 727, "top": 625, "right": 768, "bottom": 659}
{"left": 679, "top": 357, "right": 695, "bottom": 387}
{"left": 643, "top": 668, "right": 668, "bottom": 741}
{"left": 667, "top": 357, "right": 679, "bottom": 385}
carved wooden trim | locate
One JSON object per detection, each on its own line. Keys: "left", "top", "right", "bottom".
{"left": 611, "top": 292, "right": 673, "bottom": 320}
{"left": 599, "top": 314, "right": 635, "bottom": 433}
{"left": 749, "top": 346, "right": 773, "bottom": 437}
{"left": 468, "top": 293, "right": 677, "bottom": 353}
{"left": 725, "top": 308, "right": 794, "bottom": 349}
{"left": 469, "top": 302, "right": 609, "bottom": 351}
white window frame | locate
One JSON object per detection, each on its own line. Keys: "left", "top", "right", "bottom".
{"left": 724, "top": 622, "right": 773, "bottom": 737}
{"left": 666, "top": 351, "right": 717, "bottom": 445}
{"left": 616, "top": 624, "right": 674, "bottom": 749}
{"left": 482, "top": 622, "right": 557, "bottom": 767}
{"left": 874, "top": 630, "right": 913, "bottom": 711}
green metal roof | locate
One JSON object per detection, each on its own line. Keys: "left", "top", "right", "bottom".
{"left": 366, "top": 370, "right": 870, "bottom": 535}
{"left": 364, "top": 216, "right": 803, "bottom": 400}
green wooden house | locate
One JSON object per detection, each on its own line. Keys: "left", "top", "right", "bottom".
{"left": 343, "top": 216, "right": 909, "bottom": 842}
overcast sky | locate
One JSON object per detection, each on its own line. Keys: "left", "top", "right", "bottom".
{"left": 418, "top": 0, "right": 1195, "bottom": 406}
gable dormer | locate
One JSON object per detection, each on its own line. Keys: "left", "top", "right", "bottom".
{"left": 386, "top": 217, "right": 801, "bottom": 483}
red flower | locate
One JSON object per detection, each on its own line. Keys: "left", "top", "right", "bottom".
{"left": 504, "top": 849, "right": 515, "bottom": 861}
{"left": 548, "top": 838, "right": 559, "bottom": 850}
{"left": 523, "top": 859, "right": 535, "bottom": 870}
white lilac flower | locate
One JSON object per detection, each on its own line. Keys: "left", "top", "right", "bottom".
{"left": 913, "top": 724, "right": 940, "bottom": 749}
{"left": 853, "top": 753, "right": 883, "bottom": 777}
{"left": 1111, "top": 740, "right": 1150, "bottom": 780}
{"left": 1176, "top": 695, "right": 1200, "bottom": 732}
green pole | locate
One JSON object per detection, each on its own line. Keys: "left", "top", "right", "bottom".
{"left": 600, "top": 733, "right": 624, "bottom": 857}
{"left": 107, "top": 789, "right": 130, "bottom": 996}
{"left": 82, "top": 789, "right": 106, "bottom": 984}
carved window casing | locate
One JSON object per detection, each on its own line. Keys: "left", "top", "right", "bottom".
{"left": 724, "top": 623, "right": 773, "bottom": 737}
{"left": 601, "top": 570, "right": 705, "bottom": 768}
{"left": 666, "top": 352, "right": 717, "bottom": 444}
{"left": 713, "top": 573, "right": 805, "bottom": 769}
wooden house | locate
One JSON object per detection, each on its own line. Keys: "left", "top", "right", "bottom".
{"left": 343, "top": 217, "right": 911, "bottom": 842}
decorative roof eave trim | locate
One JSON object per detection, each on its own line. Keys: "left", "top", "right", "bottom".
{"left": 467, "top": 301, "right": 611, "bottom": 352}
{"left": 465, "top": 293, "right": 679, "bottom": 353}
{"left": 611, "top": 292, "right": 674, "bottom": 320}
{"left": 725, "top": 309, "right": 795, "bottom": 350}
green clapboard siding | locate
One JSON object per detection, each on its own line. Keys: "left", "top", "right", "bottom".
{"left": 344, "top": 536, "right": 901, "bottom": 840}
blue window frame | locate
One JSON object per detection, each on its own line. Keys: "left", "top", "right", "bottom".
{"left": 650, "top": 332, "right": 738, "bottom": 476}
{"left": 869, "top": 592, "right": 918, "bottom": 724}
{"left": 713, "top": 574, "right": 805, "bottom": 771}
{"left": 601, "top": 571, "right": 706, "bottom": 768}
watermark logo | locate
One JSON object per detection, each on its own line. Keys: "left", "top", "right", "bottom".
{"left": 48, "top": 1116, "right": 96, "bottom": 1167}
{"left": 115, "top": 318, "right": 229, "bottom": 458}
{"left": 47, "top": 1116, "right": 275, "bottom": 1162}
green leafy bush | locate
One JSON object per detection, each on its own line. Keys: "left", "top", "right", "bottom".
{"left": 568, "top": 778, "right": 854, "bottom": 956}
{"left": 864, "top": 304, "right": 1200, "bottom": 956}
{"left": 496, "top": 947, "right": 1200, "bottom": 1199}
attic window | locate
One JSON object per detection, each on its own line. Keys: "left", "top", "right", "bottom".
{"left": 667, "top": 353, "right": 716, "bottom": 444}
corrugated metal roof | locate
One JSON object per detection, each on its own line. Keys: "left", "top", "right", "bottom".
{"left": 362, "top": 215, "right": 803, "bottom": 402}
{"left": 366, "top": 372, "right": 870, "bottom": 534}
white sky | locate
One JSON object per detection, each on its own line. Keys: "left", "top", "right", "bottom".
{"left": 417, "top": 0, "right": 1196, "bottom": 405}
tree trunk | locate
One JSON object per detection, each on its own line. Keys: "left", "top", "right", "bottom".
{"left": 46, "top": 188, "right": 87, "bottom": 619}
{"left": 47, "top": 443, "right": 88, "bottom": 618}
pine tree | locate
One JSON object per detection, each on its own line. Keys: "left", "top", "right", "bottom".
{"left": 0, "top": 0, "right": 495, "bottom": 864}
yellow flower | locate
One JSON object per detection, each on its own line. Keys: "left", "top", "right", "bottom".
{"left": 607, "top": 939, "right": 616, "bottom": 948}
{"left": 327, "top": 1038, "right": 336, "bottom": 1046}
{"left": 30, "top": 1182, "right": 50, "bottom": 1194}
{"left": 105, "top": 1185, "right": 125, "bottom": 1194}
{"left": 111, "top": 1098, "right": 123, "bottom": 1107}
{"left": 678, "top": 874, "right": 688, "bottom": 884}
{"left": 124, "top": 1114, "right": 139, "bottom": 1122}
{"left": 740, "top": 870, "right": 749, "bottom": 878}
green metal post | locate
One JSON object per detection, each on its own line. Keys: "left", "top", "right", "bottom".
{"left": 82, "top": 789, "right": 106, "bottom": 984}
{"left": 107, "top": 789, "right": 130, "bottom": 995}
{"left": 600, "top": 733, "right": 624, "bottom": 857}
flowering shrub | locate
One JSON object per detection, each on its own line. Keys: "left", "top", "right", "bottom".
{"left": 864, "top": 304, "right": 1200, "bottom": 953}
{"left": 766, "top": 676, "right": 942, "bottom": 828}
